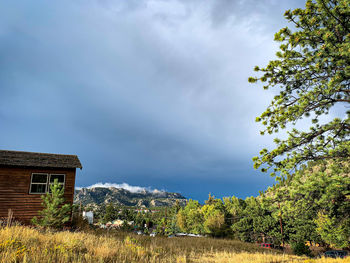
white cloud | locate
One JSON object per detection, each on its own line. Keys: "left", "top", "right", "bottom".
{"left": 76, "top": 182, "right": 164, "bottom": 193}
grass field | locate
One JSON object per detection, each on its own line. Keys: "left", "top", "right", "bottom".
{"left": 0, "top": 226, "right": 349, "bottom": 263}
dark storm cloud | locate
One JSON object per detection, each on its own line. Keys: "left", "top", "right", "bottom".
{"left": 0, "top": 0, "right": 305, "bottom": 200}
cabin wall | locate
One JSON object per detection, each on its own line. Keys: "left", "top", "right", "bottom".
{"left": 0, "top": 166, "right": 76, "bottom": 224}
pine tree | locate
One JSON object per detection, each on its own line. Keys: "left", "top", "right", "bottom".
{"left": 103, "top": 203, "right": 117, "bottom": 223}
{"left": 250, "top": 0, "right": 350, "bottom": 177}
{"left": 31, "top": 179, "right": 71, "bottom": 229}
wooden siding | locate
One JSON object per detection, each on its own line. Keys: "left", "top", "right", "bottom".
{"left": 0, "top": 166, "right": 76, "bottom": 224}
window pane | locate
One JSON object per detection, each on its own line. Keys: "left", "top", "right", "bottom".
{"left": 32, "top": 174, "right": 48, "bottom": 183}
{"left": 30, "top": 184, "right": 47, "bottom": 193}
{"left": 50, "top": 174, "right": 65, "bottom": 183}
{"left": 48, "top": 184, "right": 63, "bottom": 193}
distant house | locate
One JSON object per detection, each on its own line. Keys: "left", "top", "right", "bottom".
{"left": 0, "top": 150, "right": 82, "bottom": 224}
{"left": 111, "top": 219, "right": 124, "bottom": 228}
{"left": 105, "top": 219, "right": 124, "bottom": 228}
{"left": 82, "top": 211, "right": 94, "bottom": 224}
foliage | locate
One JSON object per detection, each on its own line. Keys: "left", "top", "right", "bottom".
{"left": 173, "top": 162, "right": 348, "bottom": 250}
{"left": 102, "top": 203, "right": 117, "bottom": 223}
{"left": 223, "top": 196, "right": 245, "bottom": 220}
{"left": 315, "top": 212, "right": 350, "bottom": 249}
{"left": 202, "top": 197, "right": 229, "bottom": 237}
{"left": 291, "top": 241, "right": 312, "bottom": 256}
{"left": 244, "top": 0, "right": 350, "bottom": 250}
{"left": 177, "top": 199, "right": 205, "bottom": 234}
{"left": 264, "top": 161, "right": 349, "bottom": 247}
{"left": 31, "top": 179, "right": 71, "bottom": 229}
{"left": 231, "top": 196, "right": 280, "bottom": 243}
{"left": 250, "top": 0, "right": 350, "bottom": 176}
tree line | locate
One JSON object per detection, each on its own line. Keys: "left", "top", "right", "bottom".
{"left": 175, "top": 161, "right": 349, "bottom": 249}
{"left": 89, "top": 160, "right": 348, "bottom": 250}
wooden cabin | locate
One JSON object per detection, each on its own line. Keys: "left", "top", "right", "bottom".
{"left": 0, "top": 150, "right": 82, "bottom": 224}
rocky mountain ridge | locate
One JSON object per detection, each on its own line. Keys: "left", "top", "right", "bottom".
{"left": 74, "top": 186, "right": 187, "bottom": 208}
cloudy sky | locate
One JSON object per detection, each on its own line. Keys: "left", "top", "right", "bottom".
{"left": 0, "top": 0, "right": 306, "bottom": 201}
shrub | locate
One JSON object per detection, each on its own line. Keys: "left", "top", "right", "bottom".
{"left": 291, "top": 241, "right": 312, "bottom": 256}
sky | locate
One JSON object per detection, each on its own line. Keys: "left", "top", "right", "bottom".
{"left": 0, "top": 0, "right": 306, "bottom": 202}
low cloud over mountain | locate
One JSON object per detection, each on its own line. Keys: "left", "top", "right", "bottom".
{"left": 76, "top": 182, "right": 164, "bottom": 194}
{"left": 74, "top": 183, "right": 186, "bottom": 207}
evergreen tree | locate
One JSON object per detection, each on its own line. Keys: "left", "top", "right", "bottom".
{"left": 103, "top": 203, "right": 117, "bottom": 223}
{"left": 32, "top": 179, "right": 71, "bottom": 229}
{"left": 263, "top": 161, "right": 350, "bottom": 248}
{"left": 250, "top": 0, "right": 350, "bottom": 176}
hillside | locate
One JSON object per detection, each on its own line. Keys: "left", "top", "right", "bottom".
{"left": 74, "top": 186, "right": 187, "bottom": 208}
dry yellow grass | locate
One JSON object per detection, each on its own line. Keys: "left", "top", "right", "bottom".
{"left": 0, "top": 226, "right": 348, "bottom": 263}
{"left": 191, "top": 251, "right": 350, "bottom": 263}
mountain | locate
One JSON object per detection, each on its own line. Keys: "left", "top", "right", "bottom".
{"left": 74, "top": 187, "right": 187, "bottom": 208}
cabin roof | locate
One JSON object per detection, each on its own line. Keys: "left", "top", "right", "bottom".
{"left": 0, "top": 150, "right": 82, "bottom": 169}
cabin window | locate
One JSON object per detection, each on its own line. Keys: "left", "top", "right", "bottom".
{"left": 48, "top": 174, "right": 65, "bottom": 192}
{"left": 29, "top": 173, "right": 65, "bottom": 194}
{"left": 30, "top": 173, "right": 48, "bottom": 194}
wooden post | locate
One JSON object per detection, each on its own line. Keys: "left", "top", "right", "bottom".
{"left": 278, "top": 203, "right": 284, "bottom": 249}
{"left": 7, "top": 209, "right": 13, "bottom": 227}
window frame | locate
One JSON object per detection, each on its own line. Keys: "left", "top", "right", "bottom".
{"left": 29, "top": 173, "right": 49, "bottom": 194}
{"left": 48, "top": 174, "right": 66, "bottom": 193}
{"left": 29, "top": 173, "right": 66, "bottom": 194}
